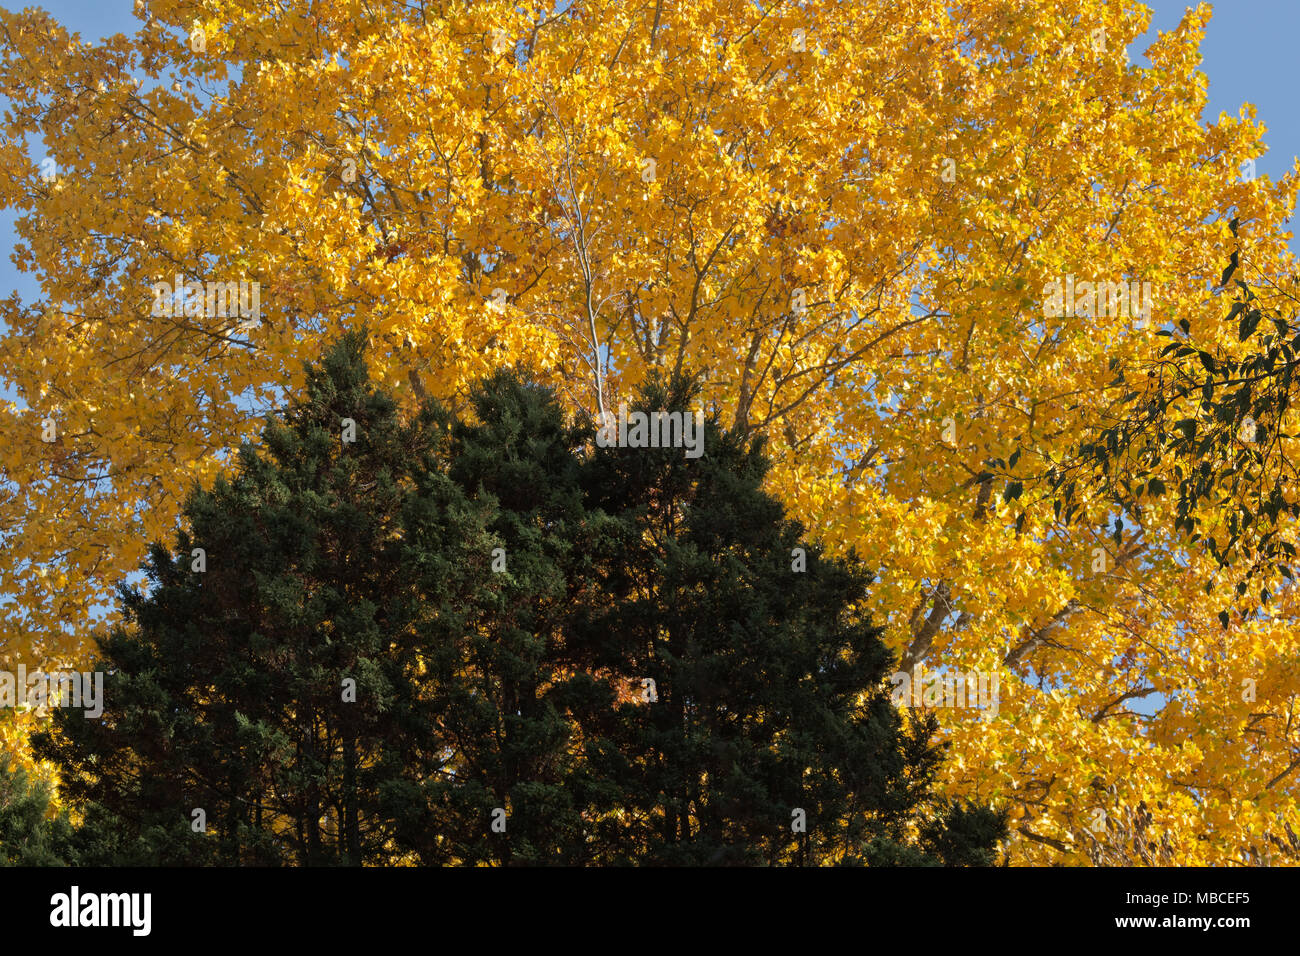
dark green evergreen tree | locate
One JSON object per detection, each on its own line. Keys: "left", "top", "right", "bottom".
{"left": 36, "top": 335, "right": 1005, "bottom": 866}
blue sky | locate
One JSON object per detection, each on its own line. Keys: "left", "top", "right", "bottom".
{"left": 1146, "top": 0, "right": 1300, "bottom": 193}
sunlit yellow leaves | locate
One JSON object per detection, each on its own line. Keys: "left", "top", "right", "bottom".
{"left": 0, "top": 0, "right": 1297, "bottom": 864}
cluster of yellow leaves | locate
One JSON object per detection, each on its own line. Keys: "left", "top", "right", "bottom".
{"left": 0, "top": 708, "right": 58, "bottom": 804}
{"left": 1, "top": 0, "right": 1298, "bottom": 864}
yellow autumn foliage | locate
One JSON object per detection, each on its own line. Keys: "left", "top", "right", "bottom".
{"left": 1, "top": 0, "right": 1298, "bottom": 864}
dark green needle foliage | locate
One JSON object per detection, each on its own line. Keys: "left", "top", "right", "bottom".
{"left": 36, "top": 331, "right": 499, "bottom": 865}
{"left": 0, "top": 758, "right": 75, "bottom": 866}
{"left": 573, "top": 378, "right": 1003, "bottom": 865}
{"left": 34, "top": 333, "right": 1005, "bottom": 866}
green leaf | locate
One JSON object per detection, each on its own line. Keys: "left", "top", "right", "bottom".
{"left": 1238, "top": 307, "right": 1261, "bottom": 341}
{"left": 1220, "top": 251, "right": 1239, "bottom": 287}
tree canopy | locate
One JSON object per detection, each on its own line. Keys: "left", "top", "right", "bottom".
{"left": 2, "top": 0, "right": 1298, "bottom": 865}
